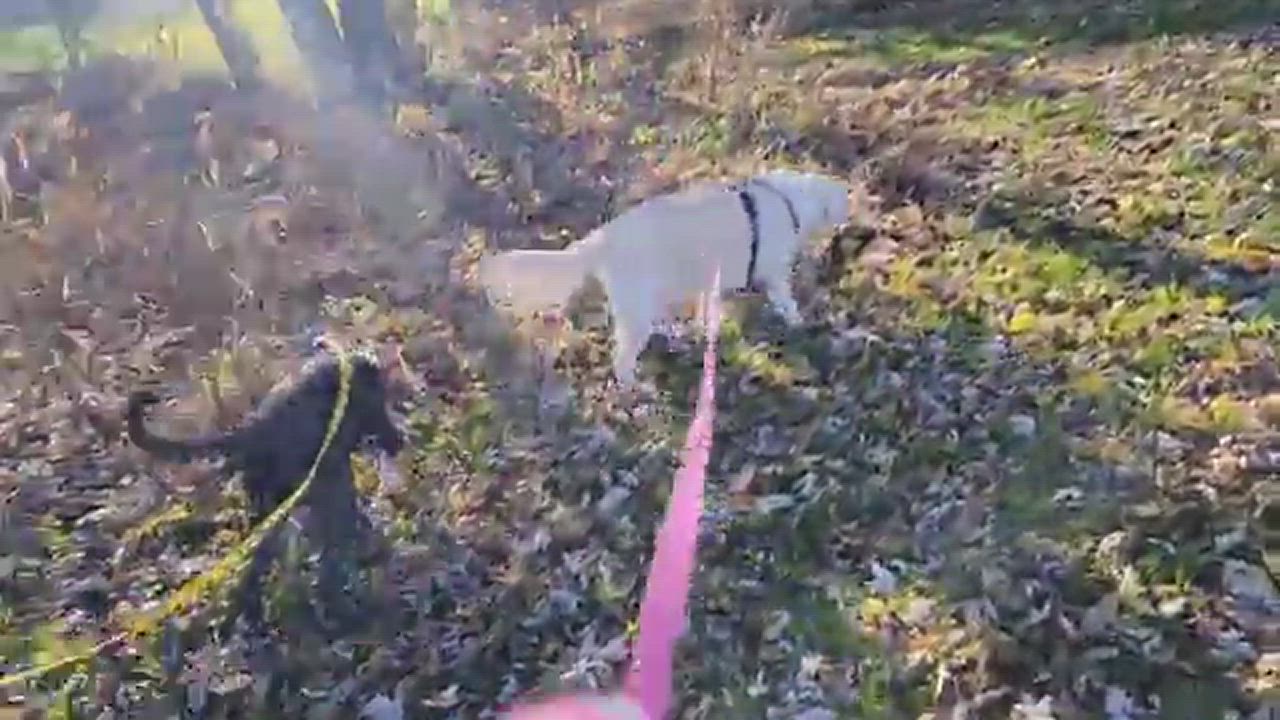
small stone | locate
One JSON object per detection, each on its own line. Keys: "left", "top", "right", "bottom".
{"left": 1009, "top": 414, "right": 1037, "bottom": 438}
{"left": 867, "top": 560, "right": 898, "bottom": 596}
{"left": 1222, "top": 559, "right": 1280, "bottom": 607}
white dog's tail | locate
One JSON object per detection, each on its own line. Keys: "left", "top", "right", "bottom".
{"left": 477, "top": 234, "right": 602, "bottom": 316}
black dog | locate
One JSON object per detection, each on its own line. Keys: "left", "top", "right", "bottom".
{"left": 127, "top": 352, "right": 404, "bottom": 633}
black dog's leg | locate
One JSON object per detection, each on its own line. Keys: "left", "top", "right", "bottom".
{"left": 221, "top": 519, "right": 286, "bottom": 639}
{"left": 307, "top": 462, "right": 367, "bottom": 633}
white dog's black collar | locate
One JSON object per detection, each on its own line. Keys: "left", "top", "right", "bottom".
{"left": 734, "top": 180, "right": 801, "bottom": 290}
{"left": 735, "top": 187, "right": 762, "bottom": 289}
{"left": 748, "top": 179, "right": 800, "bottom": 235}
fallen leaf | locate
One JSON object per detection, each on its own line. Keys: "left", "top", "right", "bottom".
{"left": 753, "top": 494, "right": 796, "bottom": 514}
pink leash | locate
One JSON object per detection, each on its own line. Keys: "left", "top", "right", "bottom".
{"left": 506, "top": 274, "right": 722, "bottom": 720}
{"left": 623, "top": 276, "right": 721, "bottom": 719}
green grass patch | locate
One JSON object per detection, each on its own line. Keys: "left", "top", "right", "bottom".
{"left": 0, "top": 26, "right": 68, "bottom": 71}
{"left": 950, "top": 94, "right": 1108, "bottom": 164}
{"left": 0, "top": 0, "right": 310, "bottom": 86}
{"left": 808, "top": 0, "right": 1280, "bottom": 53}
{"left": 880, "top": 222, "right": 1252, "bottom": 387}
{"left": 791, "top": 27, "right": 1033, "bottom": 67}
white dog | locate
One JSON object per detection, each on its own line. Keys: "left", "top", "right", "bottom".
{"left": 477, "top": 169, "right": 851, "bottom": 386}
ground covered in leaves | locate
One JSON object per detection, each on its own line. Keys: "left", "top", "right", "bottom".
{"left": 2, "top": 1, "right": 1280, "bottom": 718}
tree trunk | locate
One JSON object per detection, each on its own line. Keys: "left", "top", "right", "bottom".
{"left": 387, "top": 0, "right": 429, "bottom": 81}
{"left": 338, "top": 0, "right": 402, "bottom": 113}
{"left": 275, "top": 0, "right": 356, "bottom": 106}
{"left": 195, "top": 0, "right": 263, "bottom": 91}
{"left": 44, "top": 0, "right": 88, "bottom": 70}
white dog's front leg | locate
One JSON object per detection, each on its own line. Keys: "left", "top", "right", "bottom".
{"left": 612, "top": 316, "right": 653, "bottom": 387}
{"left": 765, "top": 275, "right": 802, "bottom": 325}
{"left": 607, "top": 275, "right": 659, "bottom": 387}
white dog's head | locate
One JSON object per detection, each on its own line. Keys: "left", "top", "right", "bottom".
{"left": 758, "top": 170, "right": 851, "bottom": 235}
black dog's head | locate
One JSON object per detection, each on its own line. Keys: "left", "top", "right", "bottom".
{"left": 349, "top": 353, "right": 405, "bottom": 457}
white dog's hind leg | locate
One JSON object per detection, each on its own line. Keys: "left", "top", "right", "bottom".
{"left": 608, "top": 286, "right": 658, "bottom": 387}
{"left": 764, "top": 274, "right": 803, "bottom": 325}
{"left": 612, "top": 321, "right": 648, "bottom": 387}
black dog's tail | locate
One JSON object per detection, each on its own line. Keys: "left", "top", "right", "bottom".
{"left": 126, "top": 390, "right": 234, "bottom": 462}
